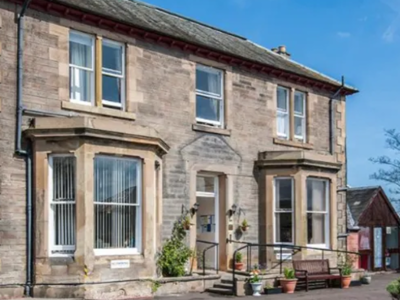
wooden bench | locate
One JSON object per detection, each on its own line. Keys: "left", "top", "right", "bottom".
{"left": 293, "top": 259, "right": 342, "bottom": 291}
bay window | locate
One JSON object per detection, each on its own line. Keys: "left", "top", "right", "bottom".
{"left": 196, "top": 65, "right": 224, "bottom": 127}
{"left": 307, "top": 178, "right": 330, "bottom": 248}
{"left": 69, "top": 32, "right": 94, "bottom": 104}
{"left": 94, "top": 156, "right": 141, "bottom": 255}
{"left": 49, "top": 155, "right": 76, "bottom": 256}
{"left": 274, "top": 178, "right": 294, "bottom": 244}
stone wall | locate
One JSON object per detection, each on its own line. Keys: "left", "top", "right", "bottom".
{"left": 0, "top": 1, "right": 348, "bottom": 297}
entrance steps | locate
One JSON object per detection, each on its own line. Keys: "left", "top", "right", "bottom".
{"left": 206, "top": 278, "right": 234, "bottom": 296}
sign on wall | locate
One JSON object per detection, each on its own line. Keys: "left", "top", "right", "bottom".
{"left": 110, "top": 260, "right": 130, "bottom": 269}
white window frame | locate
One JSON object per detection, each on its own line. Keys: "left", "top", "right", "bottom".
{"left": 294, "top": 91, "right": 306, "bottom": 141}
{"left": 273, "top": 177, "right": 294, "bottom": 246}
{"left": 276, "top": 86, "right": 290, "bottom": 139}
{"left": 69, "top": 31, "right": 95, "bottom": 106}
{"left": 48, "top": 154, "right": 76, "bottom": 257}
{"left": 195, "top": 64, "right": 224, "bottom": 128}
{"left": 93, "top": 155, "right": 142, "bottom": 256}
{"left": 306, "top": 178, "right": 330, "bottom": 249}
{"left": 101, "top": 39, "right": 126, "bottom": 109}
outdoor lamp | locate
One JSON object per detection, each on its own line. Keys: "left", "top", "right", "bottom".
{"left": 190, "top": 202, "right": 200, "bottom": 216}
{"left": 229, "top": 204, "right": 237, "bottom": 217}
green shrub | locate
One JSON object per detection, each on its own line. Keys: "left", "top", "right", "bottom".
{"left": 342, "top": 264, "right": 352, "bottom": 276}
{"left": 283, "top": 267, "right": 295, "bottom": 279}
{"left": 157, "top": 214, "right": 193, "bottom": 277}
{"left": 387, "top": 278, "right": 400, "bottom": 296}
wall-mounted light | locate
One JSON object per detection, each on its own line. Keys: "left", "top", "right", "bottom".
{"left": 190, "top": 202, "right": 200, "bottom": 216}
{"left": 229, "top": 204, "right": 237, "bottom": 217}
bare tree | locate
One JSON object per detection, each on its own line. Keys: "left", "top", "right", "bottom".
{"left": 370, "top": 129, "right": 400, "bottom": 198}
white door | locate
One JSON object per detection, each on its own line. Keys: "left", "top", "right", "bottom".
{"left": 196, "top": 175, "right": 219, "bottom": 270}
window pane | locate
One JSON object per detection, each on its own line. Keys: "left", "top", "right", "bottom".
{"left": 52, "top": 156, "right": 76, "bottom": 249}
{"left": 103, "top": 75, "right": 122, "bottom": 104}
{"left": 70, "top": 33, "right": 92, "bottom": 68}
{"left": 70, "top": 67, "right": 93, "bottom": 102}
{"left": 196, "top": 95, "right": 220, "bottom": 123}
{"left": 94, "top": 157, "right": 140, "bottom": 250}
{"left": 94, "top": 157, "right": 138, "bottom": 204}
{"left": 294, "top": 91, "right": 305, "bottom": 114}
{"left": 275, "top": 213, "right": 292, "bottom": 243}
{"left": 102, "top": 41, "right": 123, "bottom": 74}
{"left": 307, "top": 179, "right": 327, "bottom": 211}
{"left": 94, "top": 205, "right": 137, "bottom": 249}
{"left": 196, "top": 176, "right": 215, "bottom": 193}
{"left": 307, "top": 213, "right": 325, "bottom": 244}
{"left": 277, "top": 112, "right": 289, "bottom": 137}
{"left": 276, "top": 179, "right": 292, "bottom": 210}
{"left": 294, "top": 116, "right": 304, "bottom": 138}
{"left": 277, "top": 87, "right": 288, "bottom": 110}
{"left": 196, "top": 67, "right": 222, "bottom": 96}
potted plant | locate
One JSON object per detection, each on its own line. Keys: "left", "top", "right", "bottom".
{"left": 280, "top": 267, "right": 297, "bottom": 294}
{"left": 341, "top": 264, "right": 352, "bottom": 289}
{"left": 264, "top": 282, "right": 282, "bottom": 295}
{"left": 234, "top": 252, "right": 244, "bottom": 271}
{"left": 361, "top": 272, "right": 372, "bottom": 285}
{"left": 240, "top": 219, "right": 250, "bottom": 232}
{"left": 182, "top": 215, "right": 192, "bottom": 230}
{"left": 247, "top": 267, "right": 263, "bottom": 296}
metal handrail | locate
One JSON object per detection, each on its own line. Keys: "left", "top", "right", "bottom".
{"left": 196, "top": 240, "right": 219, "bottom": 276}
{"left": 229, "top": 239, "right": 360, "bottom": 296}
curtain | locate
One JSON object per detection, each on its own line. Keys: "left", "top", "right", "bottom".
{"left": 308, "top": 180, "right": 325, "bottom": 244}
{"left": 70, "top": 34, "right": 92, "bottom": 102}
{"left": 277, "top": 112, "right": 288, "bottom": 136}
{"left": 207, "top": 72, "right": 219, "bottom": 120}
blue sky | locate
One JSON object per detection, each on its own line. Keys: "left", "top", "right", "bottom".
{"left": 144, "top": 0, "right": 400, "bottom": 196}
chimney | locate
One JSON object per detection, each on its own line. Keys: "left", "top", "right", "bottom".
{"left": 272, "top": 45, "right": 291, "bottom": 59}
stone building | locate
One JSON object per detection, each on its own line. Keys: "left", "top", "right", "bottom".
{"left": 0, "top": 0, "right": 357, "bottom": 298}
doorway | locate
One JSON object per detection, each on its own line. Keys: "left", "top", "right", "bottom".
{"left": 196, "top": 174, "right": 219, "bottom": 271}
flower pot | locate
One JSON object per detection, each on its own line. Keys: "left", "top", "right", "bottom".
{"left": 341, "top": 276, "right": 352, "bottom": 289}
{"left": 183, "top": 224, "right": 191, "bottom": 230}
{"left": 250, "top": 282, "right": 263, "bottom": 296}
{"left": 361, "top": 276, "right": 371, "bottom": 285}
{"left": 235, "top": 262, "right": 244, "bottom": 271}
{"left": 241, "top": 226, "right": 249, "bottom": 232}
{"left": 280, "top": 279, "right": 297, "bottom": 294}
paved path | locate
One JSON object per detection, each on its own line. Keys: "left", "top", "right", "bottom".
{"left": 158, "top": 273, "right": 398, "bottom": 300}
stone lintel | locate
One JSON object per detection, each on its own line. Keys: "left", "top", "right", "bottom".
{"left": 25, "top": 116, "right": 170, "bottom": 155}
{"left": 257, "top": 150, "right": 341, "bottom": 171}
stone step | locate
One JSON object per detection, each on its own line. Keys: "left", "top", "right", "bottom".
{"left": 206, "top": 287, "right": 234, "bottom": 296}
{"left": 213, "top": 283, "right": 233, "bottom": 290}
{"left": 221, "top": 279, "right": 234, "bottom": 284}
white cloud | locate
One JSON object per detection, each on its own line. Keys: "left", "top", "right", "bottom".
{"left": 337, "top": 31, "right": 351, "bottom": 38}
{"left": 381, "top": 0, "right": 400, "bottom": 42}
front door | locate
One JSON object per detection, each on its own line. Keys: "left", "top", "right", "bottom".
{"left": 196, "top": 175, "right": 219, "bottom": 271}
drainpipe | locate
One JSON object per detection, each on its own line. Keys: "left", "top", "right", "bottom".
{"left": 15, "top": 0, "right": 33, "bottom": 297}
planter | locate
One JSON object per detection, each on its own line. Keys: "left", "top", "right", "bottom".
{"left": 235, "top": 262, "right": 244, "bottom": 271}
{"left": 280, "top": 279, "right": 297, "bottom": 294}
{"left": 241, "top": 226, "right": 249, "bottom": 232}
{"left": 264, "top": 287, "right": 282, "bottom": 295}
{"left": 250, "top": 282, "right": 263, "bottom": 296}
{"left": 361, "top": 276, "right": 372, "bottom": 285}
{"left": 341, "top": 276, "right": 352, "bottom": 289}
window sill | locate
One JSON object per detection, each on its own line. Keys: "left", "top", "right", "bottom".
{"left": 62, "top": 101, "right": 136, "bottom": 121}
{"left": 192, "top": 124, "right": 231, "bottom": 136}
{"left": 273, "top": 138, "right": 314, "bottom": 150}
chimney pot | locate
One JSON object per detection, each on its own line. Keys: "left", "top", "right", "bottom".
{"left": 278, "top": 45, "right": 286, "bottom": 53}
{"left": 273, "top": 45, "right": 291, "bottom": 59}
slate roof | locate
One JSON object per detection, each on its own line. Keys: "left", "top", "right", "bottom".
{"left": 347, "top": 186, "right": 380, "bottom": 228}
{"left": 52, "top": 0, "right": 357, "bottom": 93}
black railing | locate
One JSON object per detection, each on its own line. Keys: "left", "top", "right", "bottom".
{"left": 196, "top": 240, "right": 219, "bottom": 276}
{"left": 230, "top": 240, "right": 360, "bottom": 295}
